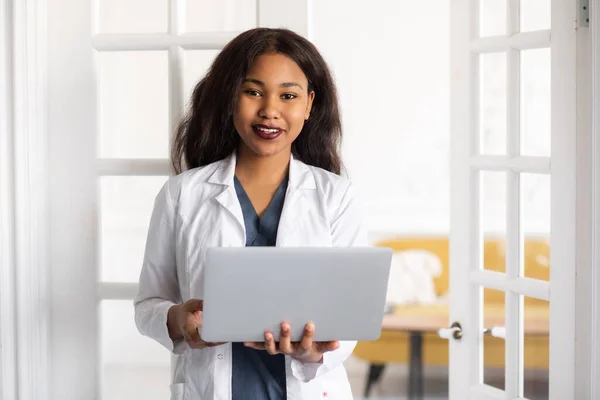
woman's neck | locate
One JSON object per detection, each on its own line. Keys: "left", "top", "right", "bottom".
{"left": 234, "top": 146, "right": 291, "bottom": 186}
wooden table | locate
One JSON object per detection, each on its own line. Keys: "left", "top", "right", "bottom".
{"left": 375, "top": 302, "right": 549, "bottom": 399}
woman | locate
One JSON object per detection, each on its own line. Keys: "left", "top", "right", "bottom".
{"left": 135, "top": 27, "right": 367, "bottom": 399}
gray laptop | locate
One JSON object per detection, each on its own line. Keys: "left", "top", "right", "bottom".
{"left": 200, "top": 247, "right": 392, "bottom": 343}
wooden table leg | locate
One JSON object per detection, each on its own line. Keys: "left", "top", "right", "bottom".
{"left": 408, "top": 331, "right": 424, "bottom": 400}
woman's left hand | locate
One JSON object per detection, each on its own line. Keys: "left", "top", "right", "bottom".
{"left": 244, "top": 322, "right": 339, "bottom": 363}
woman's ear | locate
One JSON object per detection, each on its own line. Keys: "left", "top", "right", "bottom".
{"left": 305, "top": 91, "right": 315, "bottom": 120}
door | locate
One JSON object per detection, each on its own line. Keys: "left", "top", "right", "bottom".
{"left": 445, "top": 0, "right": 585, "bottom": 399}
{"left": 46, "top": 1, "right": 308, "bottom": 398}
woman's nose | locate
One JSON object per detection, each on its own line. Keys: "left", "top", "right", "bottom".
{"left": 258, "top": 96, "right": 281, "bottom": 119}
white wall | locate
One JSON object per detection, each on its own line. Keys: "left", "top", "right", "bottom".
{"left": 311, "top": 0, "right": 451, "bottom": 237}
{"left": 310, "top": 0, "right": 550, "bottom": 241}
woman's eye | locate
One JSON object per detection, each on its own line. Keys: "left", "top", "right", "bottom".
{"left": 282, "top": 93, "right": 297, "bottom": 100}
{"left": 245, "top": 90, "right": 261, "bottom": 97}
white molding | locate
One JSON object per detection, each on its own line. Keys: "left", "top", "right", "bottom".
{"left": 257, "top": 0, "right": 309, "bottom": 37}
{"left": 469, "top": 271, "right": 550, "bottom": 301}
{"left": 47, "top": 0, "right": 99, "bottom": 396}
{"left": 574, "top": 1, "right": 594, "bottom": 398}
{"left": 591, "top": 0, "right": 600, "bottom": 397}
{"left": 92, "top": 32, "right": 239, "bottom": 51}
{"left": 0, "top": 0, "right": 17, "bottom": 398}
{"left": 168, "top": 0, "right": 184, "bottom": 168}
{"left": 469, "top": 155, "right": 551, "bottom": 173}
{"left": 470, "top": 30, "right": 551, "bottom": 53}
{"left": 469, "top": 384, "right": 505, "bottom": 400}
{"left": 449, "top": 1, "right": 476, "bottom": 398}
{"left": 96, "top": 159, "right": 171, "bottom": 176}
{"left": 550, "top": 0, "right": 579, "bottom": 398}
{"left": 97, "top": 282, "right": 138, "bottom": 300}
{"left": 12, "top": 0, "right": 51, "bottom": 399}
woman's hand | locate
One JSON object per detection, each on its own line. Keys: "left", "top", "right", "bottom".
{"left": 244, "top": 322, "right": 340, "bottom": 363}
{"left": 167, "top": 299, "right": 225, "bottom": 350}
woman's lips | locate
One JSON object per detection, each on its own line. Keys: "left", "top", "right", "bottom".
{"left": 252, "top": 125, "right": 284, "bottom": 140}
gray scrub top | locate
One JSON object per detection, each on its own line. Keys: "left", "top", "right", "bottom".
{"left": 231, "top": 175, "right": 289, "bottom": 400}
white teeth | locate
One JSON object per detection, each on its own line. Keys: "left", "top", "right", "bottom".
{"left": 257, "top": 127, "right": 278, "bottom": 133}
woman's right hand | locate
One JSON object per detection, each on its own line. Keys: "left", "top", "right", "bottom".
{"left": 167, "top": 299, "right": 225, "bottom": 350}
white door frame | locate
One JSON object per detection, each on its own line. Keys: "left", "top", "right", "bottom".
{"left": 1, "top": 0, "right": 50, "bottom": 399}
{"left": 591, "top": 0, "right": 600, "bottom": 397}
{"left": 574, "top": 1, "right": 595, "bottom": 398}
{"left": 550, "top": 0, "right": 579, "bottom": 398}
{"left": 0, "top": 0, "right": 17, "bottom": 397}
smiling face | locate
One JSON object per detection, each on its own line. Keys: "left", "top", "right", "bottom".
{"left": 233, "top": 53, "right": 315, "bottom": 159}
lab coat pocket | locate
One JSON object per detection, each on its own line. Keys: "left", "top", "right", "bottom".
{"left": 169, "top": 383, "right": 186, "bottom": 400}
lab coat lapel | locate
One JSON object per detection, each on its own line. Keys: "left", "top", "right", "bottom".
{"left": 208, "top": 153, "right": 246, "bottom": 235}
{"left": 276, "top": 156, "right": 315, "bottom": 247}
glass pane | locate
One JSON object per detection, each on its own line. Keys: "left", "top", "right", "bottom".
{"left": 480, "top": 53, "right": 507, "bottom": 155}
{"left": 183, "top": 50, "right": 220, "bottom": 108}
{"left": 523, "top": 296, "right": 549, "bottom": 400}
{"left": 480, "top": 0, "right": 506, "bottom": 37}
{"left": 100, "top": 176, "right": 169, "bottom": 282}
{"left": 99, "top": 51, "right": 169, "bottom": 159}
{"left": 522, "top": 173, "right": 550, "bottom": 281}
{"left": 521, "top": 48, "right": 551, "bottom": 157}
{"left": 521, "top": 0, "right": 551, "bottom": 32}
{"left": 185, "top": 0, "right": 257, "bottom": 32}
{"left": 99, "top": 0, "right": 168, "bottom": 33}
{"left": 100, "top": 300, "right": 171, "bottom": 400}
{"left": 484, "top": 288, "right": 506, "bottom": 390}
{"left": 481, "top": 171, "right": 507, "bottom": 273}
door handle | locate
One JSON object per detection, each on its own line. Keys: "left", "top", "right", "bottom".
{"left": 438, "top": 323, "right": 506, "bottom": 340}
{"left": 438, "top": 322, "right": 463, "bottom": 340}
{"left": 483, "top": 326, "right": 506, "bottom": 339}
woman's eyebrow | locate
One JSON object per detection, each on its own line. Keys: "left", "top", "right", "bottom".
{"left": 280, "top": 82, "right": 303, "bottom": 89}
{"left": 243, "top": 78, "right": 303, "bottom": 90}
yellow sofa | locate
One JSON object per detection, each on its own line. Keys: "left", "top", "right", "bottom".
{"left": 353, "top": 237, "right": 550, "bottom": 395}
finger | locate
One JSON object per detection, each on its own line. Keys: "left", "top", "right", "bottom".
{"left": 278, "top": 323, "right": 293, "bottom": 354}
{"left": 313, "top": 340, "right": 340, "bottom": 354}
{"left": 299, "top": 322, "right": 315, "bottom": 352}
{"left": 191, "top": 310, "right": 203, "bottom": 325}
{"left": 187, "top": 326, "right": 202, "bottom": 344}
{"left": 244, "top": 342, "right": 266, "bottom": 350}
{"left": 205, "top": 342, "right": 226, "bottom": 347}
{"left": 323, "top": 340, "right": 340, "bottom": 352}
{"left": 185, "top": 298, "right": 204, "bottom": 313}
{"left": 188, "top": 342, "right": 205, "bottom": 350}
{"left": 264, "top": 331, "right": 278, "bottom": 355}
{"left": 186, "top": 329, "right": 205, "bottom": 349}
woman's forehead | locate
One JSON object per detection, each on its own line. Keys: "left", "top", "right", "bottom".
{"left": 245, "top": 53, "right": 308, "bottom": 86}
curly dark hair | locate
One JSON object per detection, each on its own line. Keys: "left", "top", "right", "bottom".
{"left": 171, "top": 27, "right": 343, "bottom": 175}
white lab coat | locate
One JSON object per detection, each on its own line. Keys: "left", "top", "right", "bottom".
{"left": 134, "top": 152, "right": 368, "bottom": 400}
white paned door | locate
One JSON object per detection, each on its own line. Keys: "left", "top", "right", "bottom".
{"left": 447, "top": 0, "right": 582, "bottom": 399}
{"left": 47, "top": 1, "right": 308, "bottom": 398}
